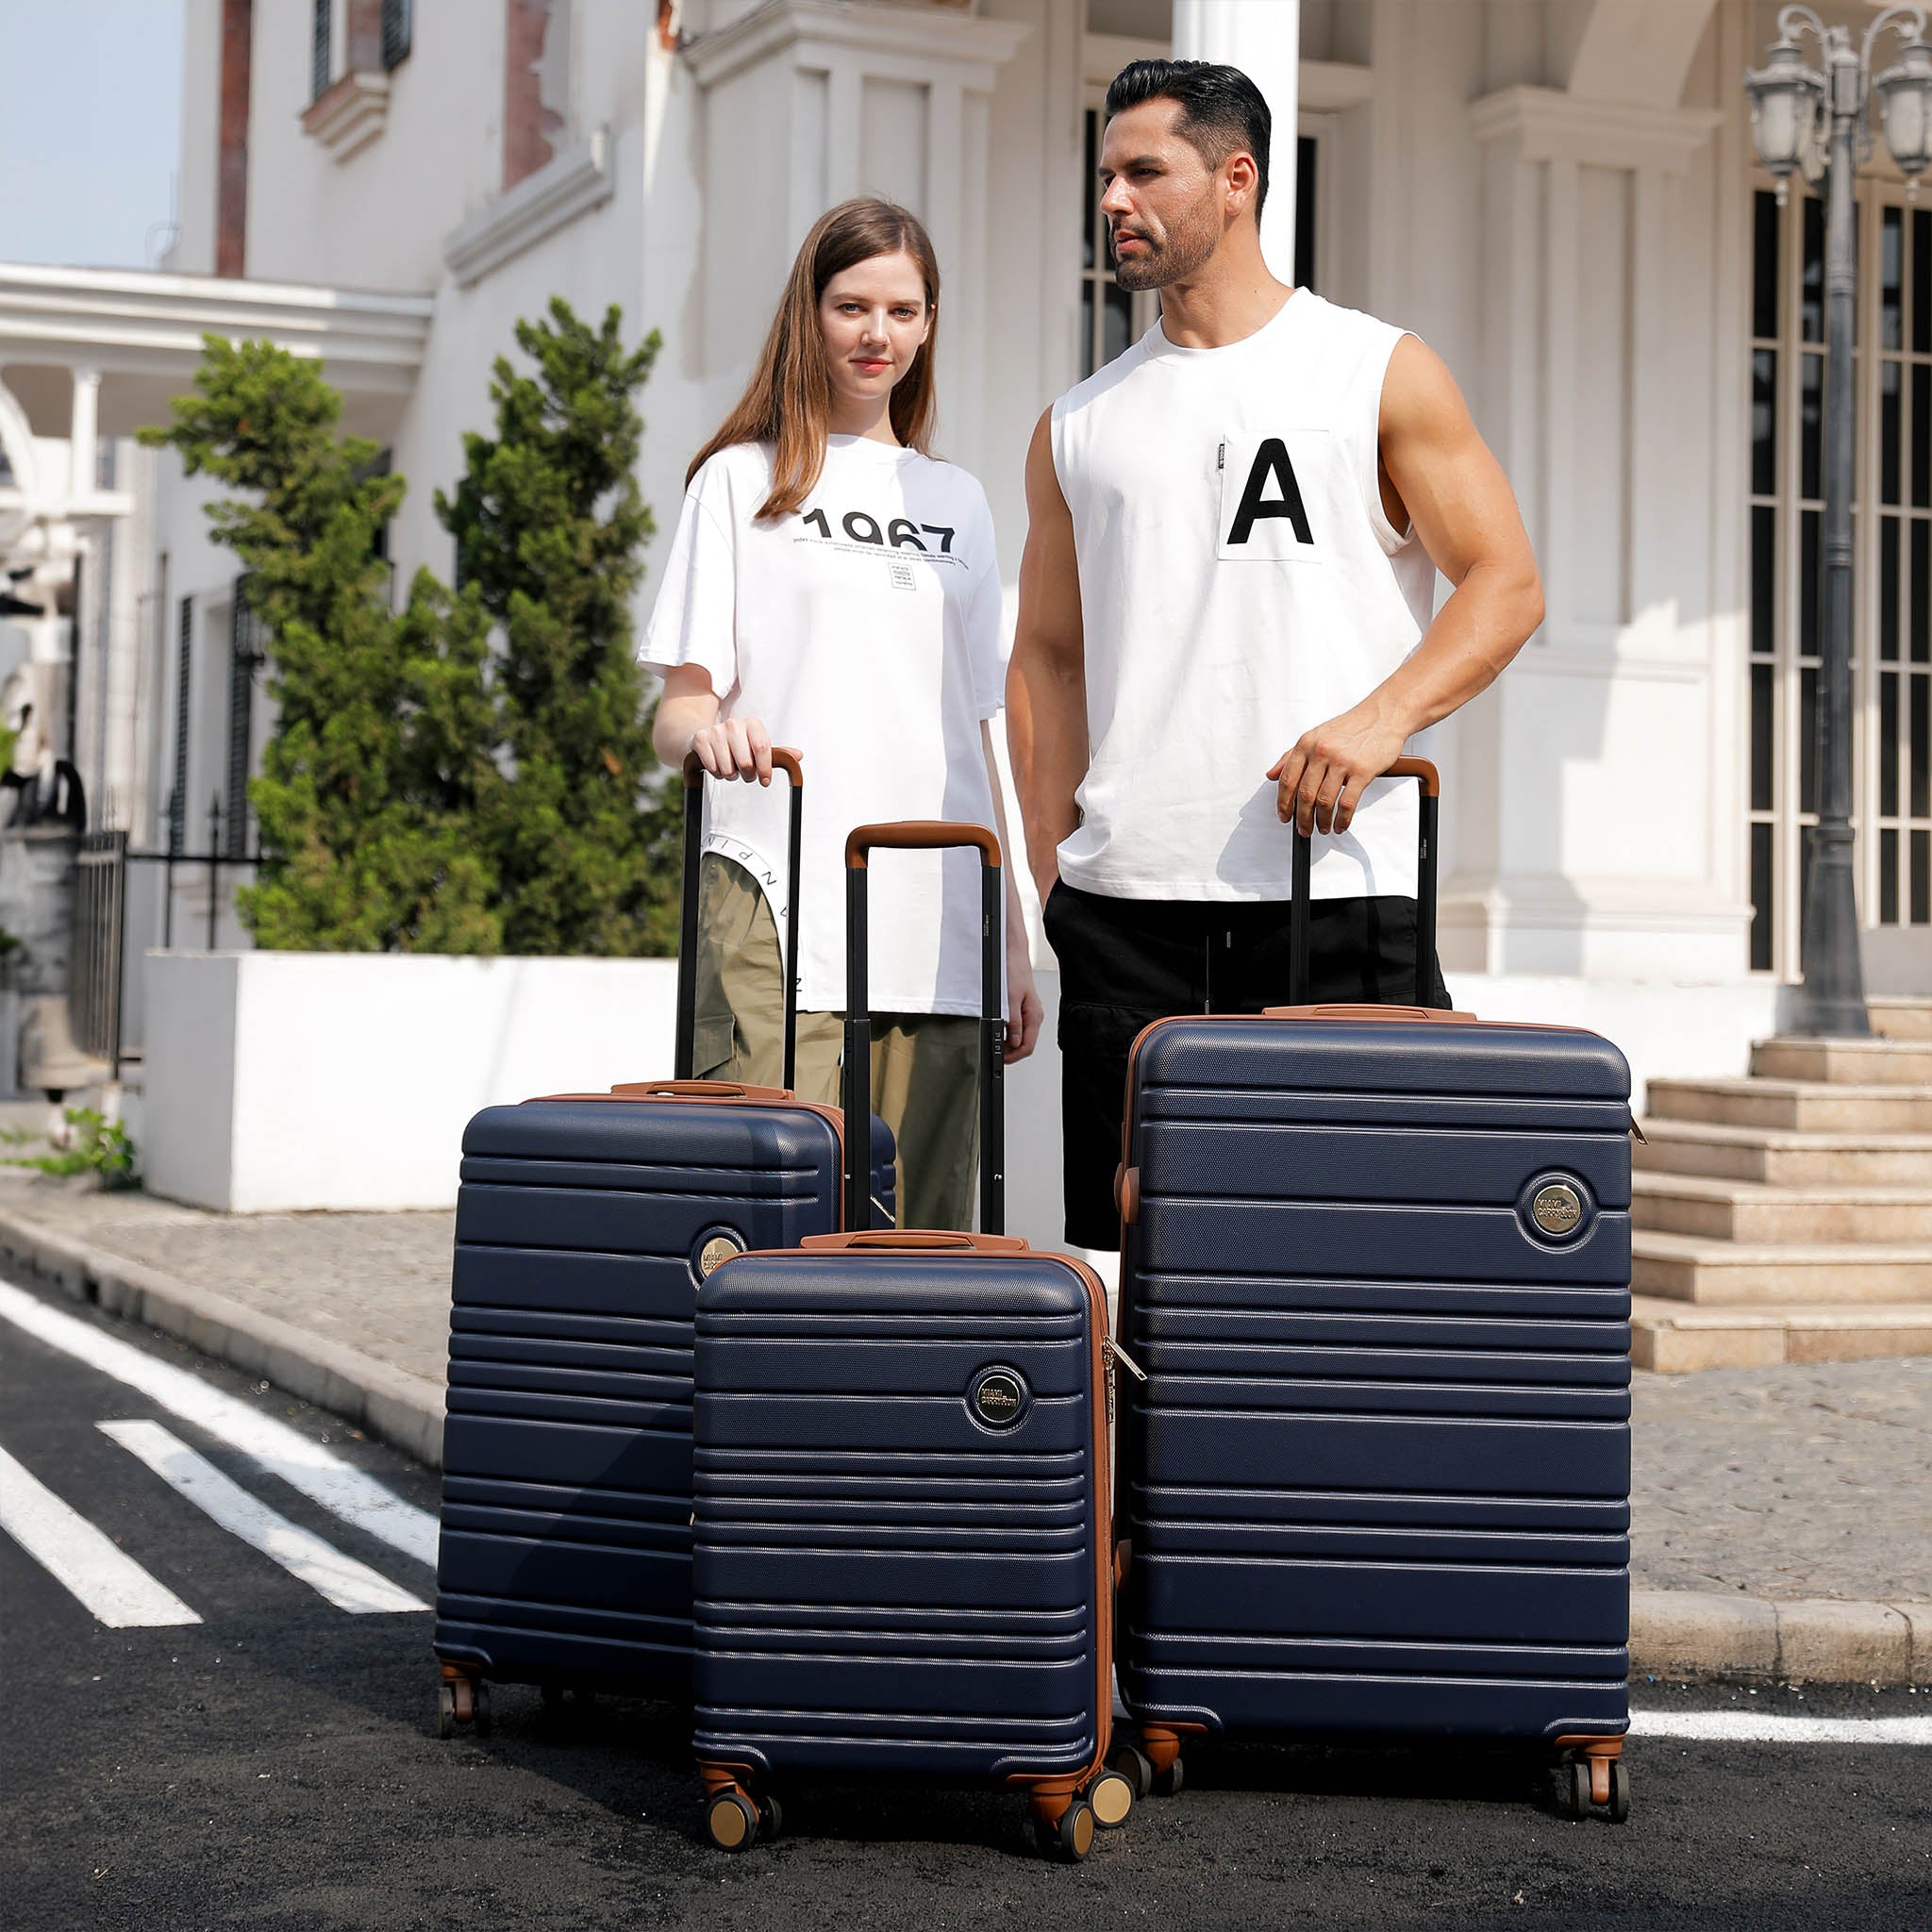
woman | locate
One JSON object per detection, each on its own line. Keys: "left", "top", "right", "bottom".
{"left": 641, "top": 197, "right": 1041, "bottom": 1231}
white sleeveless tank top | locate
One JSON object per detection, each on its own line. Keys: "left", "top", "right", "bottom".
{"left": 1048, "top": 291, "right": 1437, "bottom": 902}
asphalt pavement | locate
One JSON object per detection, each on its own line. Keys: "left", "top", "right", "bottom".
{"left": 4, "top": 1271, "right": 1929, "bottom": 1932}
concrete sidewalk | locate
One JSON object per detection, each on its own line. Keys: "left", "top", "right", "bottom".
{"left": 2, "top": 1171, "right": 1927, "bottom": 1687}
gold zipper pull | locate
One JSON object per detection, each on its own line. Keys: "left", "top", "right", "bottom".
{"left": 1104, "top": 1337, "right": 1147, "bottom": 1382}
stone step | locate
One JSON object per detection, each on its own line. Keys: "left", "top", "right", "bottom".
{"left": 1634, "top": 1116, "right": 1932, "bottom": 1185}
{"left": 1871, "top": 996, "right": 1932, "bottom": 1041}
{"left": 1645, "top": 1075, "right": 1932, "bottom": 1133}
{"left": 1630, "top": 1172, "right": 1932, "bottom": 1243}
{"left": 1751, "top": 1035, "right": 1932, "bottom": 1085}
{"left": 1631, "top": 1295, "right": 1932, "bottom": 1373}
{"left": 1631, "top": 1230, "right": 1932, "bottom": 1304}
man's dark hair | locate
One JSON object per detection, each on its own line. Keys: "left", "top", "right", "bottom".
{"left": 1104, "top": 58, "right": 1272, "bottom": 218}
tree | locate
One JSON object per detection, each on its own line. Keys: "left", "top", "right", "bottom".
{"left": 141, "top": 338, "right": 502, "bottom": 951}
{"left": 438, "top": 298, "right": 678, "bottom": 956}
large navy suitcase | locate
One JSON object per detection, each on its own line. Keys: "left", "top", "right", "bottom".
{"left": 432, "top": 752, "right": 893, "bottom": 1735}
{"left": 1110, "top": 760, "right": 1635, "bottom": 1822}
{"left": 691, "top": 823, "right": 1133, "bottom": 1860}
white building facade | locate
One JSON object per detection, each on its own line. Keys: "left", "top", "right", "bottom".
{"left": 8, "top": 0, "right": 1929, "bottom": 1087}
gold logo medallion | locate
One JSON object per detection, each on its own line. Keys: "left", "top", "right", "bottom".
{"left": 697, "top": 1233, "right": 744, "bottom": 1277}
{"left": 1530, "top": 1182, "right": 1584, "bottom": 1239}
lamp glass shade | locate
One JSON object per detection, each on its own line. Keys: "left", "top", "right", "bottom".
{"left": 1877, "top": 44, "right": 1932, "bottom": 176}
{"left": 1746, "top": 45, "right": 1823, "bottom": 175}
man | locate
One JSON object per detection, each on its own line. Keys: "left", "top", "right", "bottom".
{"left": 1009, "top": 59, "right": 1543, "bottom": 1254}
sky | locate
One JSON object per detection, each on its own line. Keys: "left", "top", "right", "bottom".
{"left": 0, "top": 0, "right": 187, "bottom": 270}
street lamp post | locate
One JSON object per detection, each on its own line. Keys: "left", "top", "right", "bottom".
{"left": 1745, "top": 6, "right": 1932, "bottom": 1036}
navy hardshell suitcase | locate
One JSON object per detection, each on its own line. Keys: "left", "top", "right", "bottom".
{"left": 432, "top": 753, "right": 893, "bottom": 1735}
{"left": 691, "top": 824, "right": 1133, "bottom": 1859}
{"left": 1111, "top": 760, "right": 1635, "bottom": 1822}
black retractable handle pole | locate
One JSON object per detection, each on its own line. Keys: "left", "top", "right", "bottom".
{"left": 1287, "top": 757, "right": 1441, "bottom": 1007}
{"left": 844, "top": 823, "right": 1006, "bottom": 1236}
{"left": 675, "top": 749, "right": 805, "bottom": 1088}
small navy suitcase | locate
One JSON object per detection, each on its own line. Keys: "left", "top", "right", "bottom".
{"left": 432, "top": 753, "right": 893, "bottom": 1735}
{"left": 691, "top": 823, "right": 1134, "bottom": 1860}
{"left": 1110, "top": 760, "right": 1635, "bottom": 1822}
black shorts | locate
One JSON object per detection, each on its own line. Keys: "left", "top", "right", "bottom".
{"left": 1041, "top": 880, "right": 1452, "bottom": 1250}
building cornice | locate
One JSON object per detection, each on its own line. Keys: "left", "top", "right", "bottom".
{"left": 686, "top": 0, "right": 1030, "bottom": 92}
{"left": 442, "top": 128, "right": 616, "bottom": 290}
{"left": 0, "top": 263, "right": 433, "bottom": 394}
{"left": 1298, "top": 58, "right": 1374, "bottom": 114}
{"left": 1470, "top": 85, "right": 1722, "bottom": 175}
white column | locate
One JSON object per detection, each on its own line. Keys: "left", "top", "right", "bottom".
{"left": 68, "top": 367, "right": 101, "bottom": 508}
{"left": 1172, "top": 0, "right": 1299, "bottom": 283}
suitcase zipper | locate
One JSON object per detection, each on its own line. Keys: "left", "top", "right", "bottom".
{"left": 1103, "top": 1337, "right": 1145, "bottom": 1426}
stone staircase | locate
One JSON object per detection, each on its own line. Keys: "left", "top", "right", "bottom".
{"left": 1631, "top": 996, "right": 1932, "bottom": 1371}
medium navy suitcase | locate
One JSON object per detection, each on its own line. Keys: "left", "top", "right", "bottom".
{"left": 691, "top": 823, "right": 1134, "bottom": 1860}
{"left": 432, "top": 752, "right": 893, "bottom": 1735}
{"left": 1110, "top": 760, "right": 1635, "bottom": 1822}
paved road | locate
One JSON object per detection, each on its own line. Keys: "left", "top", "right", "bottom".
{"left": 3, "top": 1274, "right": 1928, "bottom": 1932}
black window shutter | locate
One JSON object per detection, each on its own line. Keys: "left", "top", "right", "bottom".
{"left": 311, "top": 0, "right": 332, "bottom": 99}
{"left": 171, "top": 595, "right": 192, "bottom": 857}
{"left": 381, "top": 0, "right": 411, "bottom": 70}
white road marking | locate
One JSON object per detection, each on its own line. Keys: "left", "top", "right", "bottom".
{"left": 1630, "top": 1708, "right": 1932, "bottom": 1746}
{"left": 99, "top": 1421, "right": 428, "bottom": 1615}
{"left": 0, "top": 1280, "right": 437, "bottom": 1568}
{"left": 0, "top": 1443, "right": 201, "bottom": 1628}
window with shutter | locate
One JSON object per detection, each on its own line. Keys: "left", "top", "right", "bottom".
{"left": 311, "top": 0, "right": 332, "bottom": 100}
{"left": 225, "top": 579, "right": 264, "bottom": 859}
{"left": 381, "top": 0, "right": 410, "bottom": 70}
{"left": 170, "top": 596, "right": 192, "bottom": 857}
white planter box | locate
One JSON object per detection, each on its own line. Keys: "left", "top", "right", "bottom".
{"left": 143, "top": 951, "right": 681, "bottom": 1213}
{"left": 139, "top": 948, "right": 1071, "bottom": 1234}
{"left": 140, "top": 948, "right": 1780, "bottom": 1227}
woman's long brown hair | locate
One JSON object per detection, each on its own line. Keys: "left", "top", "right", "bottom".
{"left": 686, "top": 198, "right": 941, "bottom": 522}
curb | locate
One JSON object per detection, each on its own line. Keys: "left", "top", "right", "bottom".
{"left": 2, "top": 1205, "right": 1927, "bottom": 1689}
{"left": 1628, "top": 1588, "right": 1932, "bottom": 1689}
{"left": 0, "top": 1205, "right": 445, "bottom": 1469}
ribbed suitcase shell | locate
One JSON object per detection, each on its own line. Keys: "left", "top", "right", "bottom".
{"left": 434, "top": 1097, "right": 895, "bottom": 1693}
{"left": 692, "top": 1248, "right": 1111, "bottom": 1785}
{"left": 1117, "top": 1014, "right": 1632, "bottom": 1744}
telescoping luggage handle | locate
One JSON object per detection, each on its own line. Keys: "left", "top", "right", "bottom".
{"left": 674, "top": 745, "right": 805, "bottom": 1091}
{"left": 843, "top": 822, "right": 1005, "bottom": 1237}
{"left": 1286, "top": 756, "right": 1440, "bottom": 1009}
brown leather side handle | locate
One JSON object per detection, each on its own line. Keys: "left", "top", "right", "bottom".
{"left": 1383, "top": 755, "right": 1440, "bottom": 797}
{"left": 608, "top": 1079, "right": 795, "bottom": 1100}
{"left": 845, "top": 822, "right": 1001, "bottom": 868}
{"left": 799, "top": 1228, "right": 1030, "bottom": 1254}
{"left": 682, "top": 745, "right": 803, "bottom": 788}
{"left": 1260, "top": 1004, "right": 1477, "bottom": 1023}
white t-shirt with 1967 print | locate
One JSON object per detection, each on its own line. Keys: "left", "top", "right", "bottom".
{"left": 640, "top": 434, "right": 1007, "bottom": 1017}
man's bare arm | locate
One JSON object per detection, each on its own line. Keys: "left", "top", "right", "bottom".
{"left": 1269, "top": 335, "right": 1543, "bottom": 836}
{"left": 1008, "top": 408, "right": 1089, "bottom": 905}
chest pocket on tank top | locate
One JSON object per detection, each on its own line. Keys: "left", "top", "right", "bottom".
{"left": 1215, "top": 427, "right": 1336, "bottom": 566}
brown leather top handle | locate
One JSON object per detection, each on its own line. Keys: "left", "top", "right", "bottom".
{"left": 845, "top": 821, "right": 1002, "bottom": 867}
{"left": 683, "top": 746, "right": 803, "bottom": 788}
{"left": 609, "top": 1079, "right": 794, "bottom": 1100}
{"left": 800, "top": 1229, "right": 1029, "bottom": 1254}
{"left": 1259, "top": 1003, "right": 1475, "bottom": 1023}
